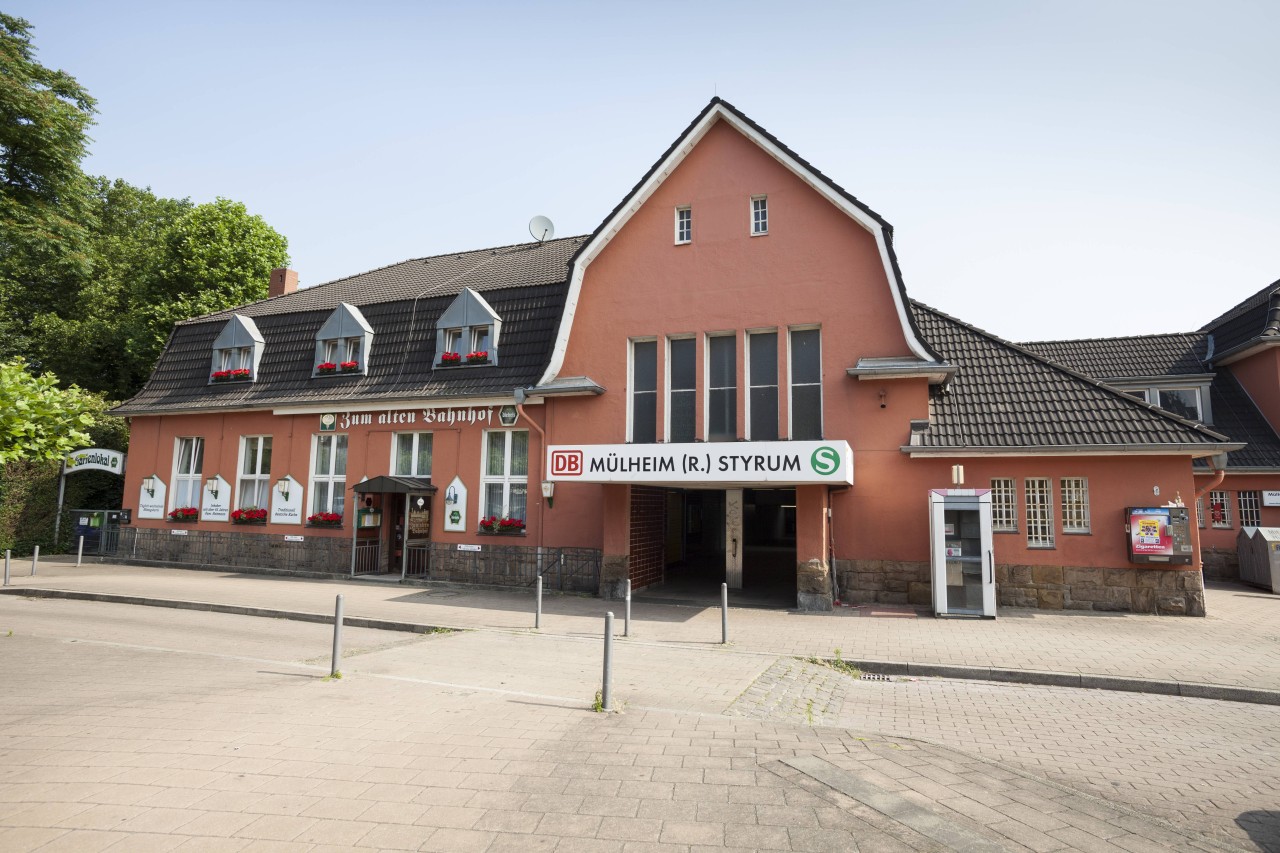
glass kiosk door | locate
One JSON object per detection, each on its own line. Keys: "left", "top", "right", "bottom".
{"left": 928, "top": 489, "right": 996, "bottom": 618}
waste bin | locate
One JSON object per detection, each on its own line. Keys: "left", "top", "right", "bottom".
{"left": 1237, "top": 526, "right": 1280, "bottom": 593}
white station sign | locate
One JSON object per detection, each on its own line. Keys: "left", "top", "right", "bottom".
{"left": 1262, "top": 490, "right": 1280, "bottom": 507}
{"left": 546, "top": 440, "right": 853, "bottom": 485}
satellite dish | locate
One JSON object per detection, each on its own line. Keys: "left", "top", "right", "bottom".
{"left": 528, "top": 215, "right": 555, "bottom": 243}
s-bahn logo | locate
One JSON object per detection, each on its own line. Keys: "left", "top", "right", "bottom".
{"left": 551, "top": 450, "right": 584, "bottom": 476}
{"left": 810, "top": 446, "right": 841, "bottom": 476}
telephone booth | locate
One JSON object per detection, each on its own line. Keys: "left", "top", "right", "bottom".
{"left": 928, "top": 489, "right": 996, "bottom": 618}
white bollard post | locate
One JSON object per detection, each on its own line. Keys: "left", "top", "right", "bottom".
{"left": 721, "top": 582, "right": 728, "bottom": 645}
{"left": 30, "top": 545, "right": 38, "bottom": 577}
{"left": 331, "top": 595, "right": 344, "bottom": 677}
{"left": 77, "top": 535, "right": 84, "bottom": 567}
{"left": 3, "top": 550, "right": 9, "bottom": 586}
{"left": 624, "top": 579, "right": 631, "bottom": 638}
{"left": 535, "top": 575, "right": 543, "bottom": 629}
{"left": 601, "top": 612, "right": 614, "bottom": 712}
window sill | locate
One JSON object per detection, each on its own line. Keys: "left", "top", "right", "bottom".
{"left": 208, "top": 378, "right": 253, "bottom": 386}
{"left": 435, "top": 362, "right": 492, "bottom": 369}
{"left": 1062, "top": 530, "right": 1092, "bottom": 536}
{"left": 1026, "top": 545, "right": 1056, "bottom": 550}
{"left": 312, "top": 371, "right": 364, "bottom": 378}
{"left": 306, "top": 523, "right": 344, "bottom": 530}
{"left": 476, "top": 530, "right": 526, "bottom": 536}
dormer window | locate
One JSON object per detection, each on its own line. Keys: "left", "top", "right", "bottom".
{"left": 210, "top": 315, "right": 263, "bottom": 384}
{"left": 314, "top": 303, "right": 373, "bottom": 377}
{"left": 435, "top": 288, "right": 501, "bottom": 367}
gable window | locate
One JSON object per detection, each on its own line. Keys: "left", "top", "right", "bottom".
{"left": 748, "top": 331, "right": 778, "bottom": 440}
{"left": 1157, "top": 388, "right": 1201, "bottom": 421}
{"left": 482, "top": 430, "right": 528, "bottom": 523}
{"left": 668, "top": 337, "right": 696, "bottom": 443}
{"left": 314, "top": 303, "right": 373, "bottom": 376}
{"left": 675, "top": 206, "right": 692, "bottom": 244}
{"left": 751, "top": 195, "right": 768, "bottom": 235}
{"left": 1060, "top": 478, "right": 1090, "bottom": 533}
{"left": 991, "top": 478, "right": 1017, "bottom": 532}
{"left": 1025, "top": 478, "right": 1054, "bottom": 548}
{"left": 630, "top": 340, "right": 658, "bottom": 444}
{"left": 1239, "top": 491, "right": 1261, "bottom": 527}
{"left": 707, "top": 334, "right": 736, "bottom": 441}
{"left": 1209, "top": 489, "right": 1231, "bottom": 529}
{"left": 789, "top": 327, "right": 822, "bottom": 440}
{"left": 394, "top": 433, "right": 433, "bottom": 477}
{"left": 237, "top": 436, "right": 272, "bottom": 509}
{"left": 171, "top": 437, "right": 204, "bottom": 510}
{"left": 311, "top": 434, "right": 347, "bottom": 519}
{"left": 209, "top": 315, "right": 263, "bottom": 383}
{"left": 435, "top": 287, "right": 502, "bottom": 366}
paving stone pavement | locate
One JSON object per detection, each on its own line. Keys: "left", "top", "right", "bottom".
{"left": 8, "top": 562, "right": 1280, "bottom": 693}
{"left": 2, "top": 597, "right": 1274, "bottom": 852}
{"left": 729, "top": 658, "right": 1280, "bottom": 851}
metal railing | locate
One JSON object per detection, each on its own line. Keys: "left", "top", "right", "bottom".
{"left": 95, "top": 528, "right": 600, "bottom": 593}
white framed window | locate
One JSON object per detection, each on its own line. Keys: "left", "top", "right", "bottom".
{"left": 435, "top": 289, "right": 502, "bottom": 366}
{"left": 322, "top": 336, "right": 362, "bottom": 365}
{"left": 219, "top": 346, "right": 252, "bottom": 371}
{"left": 1239, "top": 491, "right": 1261, "bottom": 527}
{"left": 675, "top": 206, "right": 692, "bottom": 244}
{"left": 748, "top": 330, "right": 778, "bottom": 440}
{"left": 707, "top": 334, "right": 736, "bottom": 441}
{"left": 630, "top": 339, "right": 658, "bottom": 444}
{"left": 470, "top": 326, "right": 491, "bottom": 354}
{"left": 789, "top": 327, "right": 822, "bottom": 440}
{"left": 482, "top": 430, "right": 528, "bottom": 522}
{"left": 393, "top": 432, "right": 433, "bottom": 477}
{"left": 237, "top": 436, "right": 272, "bottom": 509}
{"left": 171, "top": 437, "right": 204, "bottom": 510}
{"left": 751, "top": 195, "right": 768, "bottom": 235}
{"left": 1157, "top": 388, "right": 1201, "bottom": 421}
{"left": 1025, "top": 478, "right": 1054, "bottom": 548}
{"left": 311, "top": 434, "right": 348, "bottom": 519}
{"left": 1060, "top": 478, "right": 1090, "bottom": 533}
{"left": 209, "top": 315, "right": 263, "bottom": 383}
{"left": 667, "top": 336, "right": 696, "bottom": 443}
{"left": 991, "top": 478, "right": 1017, "bottom": 532}
{"left": 1196, "top": 496, "right": 1205, "bottom": 528}
{"left": 314, "top": 303, "right": 372, "bottom": 375}
{"left": 1209, "top": 489, "right": 1231, "bottom": 529}
{"left": 1127, "top": 389, "right": 1149, "bottom": 403}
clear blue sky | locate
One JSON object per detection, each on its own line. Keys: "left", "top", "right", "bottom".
{"left": 13, "top": 0, "right": 1279, "bottom": 340}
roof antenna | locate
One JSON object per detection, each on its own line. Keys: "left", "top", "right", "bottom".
{"left": 528, "top": 215, "right": 555, "bottom": 243}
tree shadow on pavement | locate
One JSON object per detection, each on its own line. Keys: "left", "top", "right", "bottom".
{"left": 1235, "top": 809, "right": 1280, "bottom": 852}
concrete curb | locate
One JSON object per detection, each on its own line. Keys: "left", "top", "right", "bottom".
{"left": 6, "top": 587, "right": 1277, "bottom": 706}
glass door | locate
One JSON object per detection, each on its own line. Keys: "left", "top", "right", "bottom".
{"left": 944, "top": 509, "right": 984, "bottom": 613}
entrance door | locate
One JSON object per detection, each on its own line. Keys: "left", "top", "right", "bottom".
{"left": 404, "top": 493, "right": 431, "bottom": 578}
{"left": 928, "top": 491, "right": 995, "bottom": 617}
{"left": 725, "top": 488, "right": 743, "bottom": 589}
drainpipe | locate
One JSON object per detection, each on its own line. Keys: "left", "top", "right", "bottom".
{"left": 827, "top": 485, "right": 852, "bottom": 605}
{"left": 1194, "top": 452, "right": 1229, "bottom": 499}
{"left": 515, "top": 388, "right": 547, "bottom": 544}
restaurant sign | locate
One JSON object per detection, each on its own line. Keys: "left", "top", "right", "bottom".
{"left": 546, "top": 441, "right": 853, "bottom": 485}
{"left": 325, "top": 406, "right": 501, "bottom": 431}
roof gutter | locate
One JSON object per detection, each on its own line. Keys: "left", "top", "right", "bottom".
{"left": 902, "top": 443, "right": 1245, "bottom": 459}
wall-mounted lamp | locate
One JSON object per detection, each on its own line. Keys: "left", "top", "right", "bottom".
{"left": 879, "top": 388, "right": 888, "bottom": 409}
{"left": 275, "top": 478, "right": 291, "bottom": 501}
{"left": 143, "top": 475, "right": 158, "bottom": 498}
{"left": 542, "top": 481, "right": 555, "bottom": 509}
{"left": 205, "top": 476, "right": 220, "bottom": 499}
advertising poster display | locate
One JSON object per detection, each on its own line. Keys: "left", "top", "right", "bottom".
{"left": 1128, "top": 507, "right": 1172, "bottom": 556}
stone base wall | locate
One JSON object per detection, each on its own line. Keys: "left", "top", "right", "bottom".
{"left": 796, "top": 558, "right": 833, "bottom": 611}
{"left": 1200, "top": 545, "right": 1239, "bottom": 581}
{"left": 600, "top": 554, "right": 629, "bottom": 600}
{"left": 835, "top": 559, "right": 1206, "bottom": 616}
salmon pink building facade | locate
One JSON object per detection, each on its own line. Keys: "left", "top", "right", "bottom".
{"left": 116, "top": 100, "right": 1276, "bottom": 616}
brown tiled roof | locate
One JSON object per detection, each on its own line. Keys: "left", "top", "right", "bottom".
{"left": 910, "top": 303, "right": 1234, "bottom": 452}
{"left": 1021, "top": 333, "right": 1209, "bottom": 379}
{"left": 113, "top": 237, "right": 584, "bottom": 415}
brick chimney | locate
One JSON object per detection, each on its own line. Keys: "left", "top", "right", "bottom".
{"left": 269, "top": 267, "right": 298, "bottom": 298}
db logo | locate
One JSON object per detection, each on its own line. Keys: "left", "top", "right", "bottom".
{"left": 551, "top": 450, "right": 584, "bottom": 477}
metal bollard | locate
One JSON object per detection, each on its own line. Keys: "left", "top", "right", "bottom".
{"left": 331, "top": 594, "right": 344, "bottom": 677}
{"left": 721, "top": 583, "right": 728, "bottom": 645}
{"left": 30, "top": 545, "right": 38, "bottom": 577}
{"left": 624, "top": 579, "right": 631, "bottom": 638}
{"left": 535, "top": 575, "right": 543, "bottom": 629}
{"left": 77, "top": 535, "right": 84, "bottom": 567}
{"left": 3, "top": 550, "right": 9, "bottom": 586}
{"left": 601, "top": 612, "right": 614, "bottom": 712}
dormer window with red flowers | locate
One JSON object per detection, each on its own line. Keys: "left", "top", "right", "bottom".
{"left": 435, "top": 288, "right": 501, "bottom": 367}
{"left": 209, "top": 315, "right": 263, "bottom": 385}
{"left": 314, "top": 303, "right": 373, "bottom": 378}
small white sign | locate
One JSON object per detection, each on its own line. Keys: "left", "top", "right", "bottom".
{"left": 170, "top": 528, "right": 189, "bottom": 536}
{"left": 457, "top": 543, "right": 482, "bottom": 552}
{"left": 137, "top": 478, "right": 168, "bottom": 519}
{"left": 201, "top": 475, "right": 231, "bottom": 522}
{"left": 1263, "top": 491, "right": 1280, "bottom": 507}
{"left": 65, "top": 447, "right": 126, "bottom": 475}
{"left": 444, "top": 476, "right": 468, "bottom": 532}
{"left": 284, "top": 535, "right": 304, "bottom": 542}
{"left": 271, "top": 476, "right": 304, "bottom": 525}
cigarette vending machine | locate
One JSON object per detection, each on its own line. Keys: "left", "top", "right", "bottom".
{"left": 1125, "top": 506, "right": 1193, "bottom": 565}
{"left": 928, "top": 489, "right": 996, "bottom": 618}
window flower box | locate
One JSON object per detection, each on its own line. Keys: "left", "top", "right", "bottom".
{"left": 167, "top": 507, "right": 199, "bottom": 522}
{"left": 340, "top": 360, "right": 359, "bottom": 372}
{"left": 439, "top": 351, "right": 461, "bottom": 366}
{"left": 211, "top": 368, "right": 252, "bottom": 382}
{"left": 307, "top": 511, "right": 343, "bottom": 528}
{"left": 478, "top": 516, "right": 525, "bottom": 534}
{"left": 231, "top": 507, "right": 268, "bottom": 524}
{"left": 316, "top": 362, "right": 337, "bottom": 374}
{"left": 465, "top": 351, "right": 489, "bottom": 365}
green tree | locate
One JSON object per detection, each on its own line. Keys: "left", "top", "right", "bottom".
{"left": 0, "top": 13, "right": 97, "bottom": 357}
{"left": 0, "top": 358, "right": 96, "bottom": 464}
